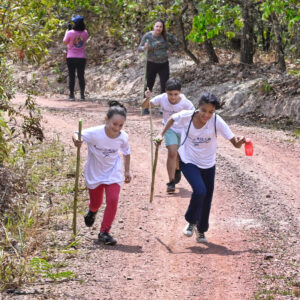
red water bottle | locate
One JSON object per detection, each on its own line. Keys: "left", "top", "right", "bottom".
{"left": 244, "top": 138, "right": 253, "bottom": 156}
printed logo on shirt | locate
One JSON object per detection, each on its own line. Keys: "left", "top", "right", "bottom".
{"left": 73, "top": 35, "right": 83, "bottom": 48}
{"left": 93, "top": 145, "right": 117, "bottom": 157}
{"left": 192, "top": 137, "right": 211, "bottom": 146}
{"left": 163, "top": 108, "right": 176, "bottom": 118}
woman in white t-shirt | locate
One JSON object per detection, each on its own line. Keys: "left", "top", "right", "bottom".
{"left": 156, "top": 93, "right": 245, "bottom": 243}
{"left": 72, "top": 101, "right": 131, "bottom": 245}
{"left": 142, "top": 78, "right": 194, "bottom": 193}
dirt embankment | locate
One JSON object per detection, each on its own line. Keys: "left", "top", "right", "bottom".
{"left": 3, "top": 95, "right": 299, "bottom": 300}
{"left": 13, "top": 46, "right": 300, "bottom": 125}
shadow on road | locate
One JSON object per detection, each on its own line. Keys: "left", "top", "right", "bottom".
{"left": 156, "top": 237, "right": 256, "bottom": 256}
{"left": 187, "top": 243, "right": 254, "bottom": 256}
{"left": 90, "top": 241, "right": 144, "bottom": 253}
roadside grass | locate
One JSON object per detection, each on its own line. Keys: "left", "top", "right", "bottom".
{"left": 255, "top": 273, "right": 300, "bottom": 299}
{"left": 0, "top": 136, "right": 87, "bottom": 292}
{"left": 255, "top": 287, "right": 293, "bottom": 299}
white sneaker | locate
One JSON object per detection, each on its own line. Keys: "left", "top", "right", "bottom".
{"left": 196, "top": 231, "right": 208, "bottom": 243}
{"left": 183, "top": 223, "right": 196, "bottom": 237}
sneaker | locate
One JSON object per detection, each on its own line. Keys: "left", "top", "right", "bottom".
{"left": 174, "top": 169, "right": 181, "bottom": 184}
{"left": 69, "top": 93, "right": 75, "bottom": 100}
{"left": 142, "top": 108, "right": 150, "bottom": 115}
{"left": 84, "top": 210, "right": 97, "bottom": 227}
{"left": 98, "top": 232, "right": 117, "bottom": 245}
{"left": 80, "top": 93, "right": 85, "bottom": 100}
{"left": 196, "top": 231, "right": 208, "bottom": 243}
{"left": 166, "top": 180, "right": 175, "bottom": 193}
{"left": 183, "top": 223, "right": 196, "bottom": 237}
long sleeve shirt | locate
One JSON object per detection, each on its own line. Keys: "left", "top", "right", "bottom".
{"left": 138, "top": 31, "right": 181, "bottom": 64}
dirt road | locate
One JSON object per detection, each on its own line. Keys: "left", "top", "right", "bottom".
{"left": 7, "top": 95, "right": 300, "bottom": 300}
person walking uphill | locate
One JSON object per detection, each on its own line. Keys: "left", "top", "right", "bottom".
{"left": 156, "top": 93, "right": 245, "bottom": 243}
{"left": 142, "top": 78, "right": 194, "bottom": 193}
{"left": 72, "top": 101, "right": 131, "bottom": 245}
{"left": 63, "top": 15, "right": 89, "bottom": 100}
{"left": 138, "top": 19, "right": 181, "bottom": 115}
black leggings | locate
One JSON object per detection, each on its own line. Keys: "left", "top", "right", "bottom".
{"left": 146, "top": 61, "right": 170, "bottom": 93}
{"left": 67, "top": 58, "right": 86, "bottom": 95}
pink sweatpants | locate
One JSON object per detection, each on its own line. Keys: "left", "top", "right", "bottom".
{"left": 88, "top": 183, "right": 120, "bottom": 233}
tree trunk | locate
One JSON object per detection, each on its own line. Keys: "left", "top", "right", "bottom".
{"left": 203, "top": 40, "right": 219, "bottom": 63}
{"left": 271, "top": 13, "right": 286, "bottom": 72}
{"left": 240, "top": 2, "right": 255, "bottom": 64}
{"left": 179, "top": 5, "right": 200, "bottom": 64}
{"left": 188, "top": 0, "right": 219, "bottom": 64}
{"left": 258, "top": 17, "right": 271, "bottom": 52}
{"left": 264, "top": 25, "right": 271, "bottom": 52}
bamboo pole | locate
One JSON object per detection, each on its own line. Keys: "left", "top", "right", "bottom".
{"left": 72, "top": 119, "right": 82, "bottom": 236}
{"left": 149, "top": 103, "right": 154, "bottom": 168}
{"left": 150, "top": 143, "right": 159, "bottom": 203}
{"left": 141, "top": 40, "right": 149, "bottom": 116}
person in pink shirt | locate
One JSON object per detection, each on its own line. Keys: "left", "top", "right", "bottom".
{"left": 63, "top": 15, "right": 89, "bottom": 100}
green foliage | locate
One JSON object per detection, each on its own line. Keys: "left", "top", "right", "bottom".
{"left": 0, "top": 253, "right": 29, "bottom": 291}
{"left": 263, "top": 81, "right": 271, "bottom": 93}
{"left": 293, "top": 128, "right": 300, "bottom": 138}
{"left": 0, "top": 0, "right": 60, "bottom": 64}
{"left": 0, "top": 86, "right": 44, "bottom": 164}
{"left": 0, "top": 57, "right": 43, "bottom": 163}
{"left": 288, "top": 59, "right": 300, "bottom": 76}
{"left": 187, "top": 0, "right": 242, "bottom": 44}
{"left": 0, "top": 0, "right": 48, "bottom": 163}
{"left": 255, "top": 287, "right": 293, "bottom": 298}
{"left": 0, "top": 138, "right": 82, "bottom": 290}
{"left": 259, "top": 0, "right": 300, "bottom": 55}
{"left": 0, "top": 111, "right": 12, "bottom": 163}
{"left": 30, "top": 257, "right": 76, "bottom": 281}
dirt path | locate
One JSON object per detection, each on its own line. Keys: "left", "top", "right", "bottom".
{"left": 7, "top": 95, "right": 300, "bottom": 300}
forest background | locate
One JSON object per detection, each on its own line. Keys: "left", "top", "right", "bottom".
{"left": 0, "top": 0, "right": 299, "bottom": 298}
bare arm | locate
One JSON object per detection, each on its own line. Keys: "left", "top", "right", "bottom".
{"left": 230, "top": 136, "right": 245, "bottom": 148}
{"left": 63, "top": 30, "right": 69, "bottom": 45}
{"left": 123, "top": 154, "right": 131, "bottom": 183}
{"left": 141, "top": 89, "right": 155, "bottom": 108}
{"left": 141, "top": 97, "right": 155, "bottom": 109}
{"left": 155, "top": 117, "right": 175, "bottom": 143}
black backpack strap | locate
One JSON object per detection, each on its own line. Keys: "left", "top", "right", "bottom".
{"left": 214, "top": 113, "right": 217, "bottom": 137}
{"left": 181, "top": 110, "right": 196, "bottom": 146}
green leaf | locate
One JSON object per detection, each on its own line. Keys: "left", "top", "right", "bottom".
{"left": 226, "top": 31, "right": 236, "bottom": 39}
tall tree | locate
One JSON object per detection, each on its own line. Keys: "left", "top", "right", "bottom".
{"left": 240, "top": 1, "right": 255, "bottom": 64}
{"left": 188, "top": 0, "right": 219, "bottom": 63}
{"left": 259, "top": 0, "right": 300, "bottom": 72}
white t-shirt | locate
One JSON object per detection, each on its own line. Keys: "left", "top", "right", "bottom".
{"left": 173, "top": 110, "right": 234, "bottom": 169}
{"left": 150, "top": 93, "right": 194, "bottom": 134}
{"left": 80, "top": 125, "right": 130, "bottom": 189}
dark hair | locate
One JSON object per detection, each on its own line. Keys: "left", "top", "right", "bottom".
{"left": 165, "top": 77, "right": 181, "bottom": 91}
{"left": 198, "top": 92, "right": 221, "bottom": 109}
{"left": 154, "top": 19, "right": 167, "bottom": 40}
{"left": 107, "top": 101, "right": 127, "bottom": 119}
{"left": 73, "top": 21, "right": 86, "bottom": 31}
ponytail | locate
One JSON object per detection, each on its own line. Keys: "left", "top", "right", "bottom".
{"left": 107, "top": 101, "right": 127, "bottom": 119}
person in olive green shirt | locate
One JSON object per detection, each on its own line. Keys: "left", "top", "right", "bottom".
{"left": 138, "top": 19, "right": 181, "bottom": 114}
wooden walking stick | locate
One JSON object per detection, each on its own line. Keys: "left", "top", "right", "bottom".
{"left": 72, "top": 119, "right": 82, "bottom": 236}
{"left": 149, "top": 102, "right": 154, "bottom": 168}
{"left": 150, "top": 141, "right": 160, "bottom": 203}
{"left": 141, "top": 40, "right": 149, "bottom": 116}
